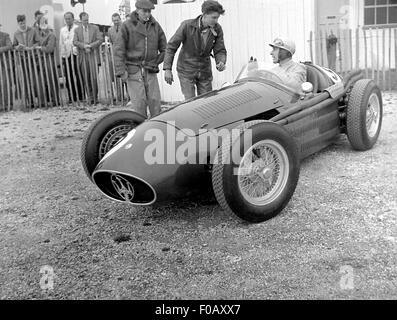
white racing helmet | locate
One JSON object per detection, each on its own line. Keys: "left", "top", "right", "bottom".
{"left": 269, "top": 38, "right": 296, "bottom": 56}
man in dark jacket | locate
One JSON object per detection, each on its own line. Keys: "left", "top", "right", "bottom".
{"left": 114, "top": 0, "right": 167, "bottom": 118}
{"left": 163, "top": 0, "right": 227, "bottom": 100}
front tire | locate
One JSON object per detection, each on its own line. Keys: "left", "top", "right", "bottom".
{"left": 81, "top": 110, "right": 146, "bottom": 181}
{"left": 347, "top": 79, "right": 383, "bottom": 151}
{"left": 212, "top": 121, "right": 300, "bottom": 223}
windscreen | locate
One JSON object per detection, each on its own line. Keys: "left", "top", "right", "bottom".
{"left": 236, "top": 61, "right": 282, "bottom": 83}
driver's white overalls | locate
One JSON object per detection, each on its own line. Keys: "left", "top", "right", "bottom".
{"left": 271, "top": 59, "right": 307, "bottom": 92}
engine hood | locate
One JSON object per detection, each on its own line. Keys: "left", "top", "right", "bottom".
{"left": 153, "top": 81, "right": 284, "bottom": 136}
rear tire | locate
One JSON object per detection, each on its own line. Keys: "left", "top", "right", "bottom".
{"left": 212, "top": 121, "right": 300, "bottom": 223}
{"left": 347, "top": 79, "right": 383, "bottom": 151}
{"left": 81, "top": 110, "right": 146, "bottom": 181}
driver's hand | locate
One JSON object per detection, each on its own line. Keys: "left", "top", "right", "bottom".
{"left": 164, "top": 70, "right": 174, "bottom": 85}
{"left": 216, "top": 62, "right": 226, "bottom": 72}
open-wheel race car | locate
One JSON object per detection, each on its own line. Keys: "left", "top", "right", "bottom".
{"left": 81, "top": 60, "right": 383, "bottom": 223}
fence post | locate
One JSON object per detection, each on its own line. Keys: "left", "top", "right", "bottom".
{"left": 320, "top": 29, "right": 324, "bottom": 66}
{"left": 16, "top": 51, "right": 28, "bottom": 109}
{"left": 82, "top": 53, "right": 91, "bottom": 106}
{"left": 310, "top": 31, "right": 314, "bottom": 63}
{"left": 349, "top": 28, "right": 353, "bottom": 71}
{"left": 90, "top": 47, "right": 99, "bottom": 105}
{"left": 59, "top": 54, "right": 65, "bottom": 104}
{"left": 54, "top": 54, "right": 64, "bottom": 107}
{"left": 99, "top": 45, "right": 108, "bottom": 105}
{"left": 43, "top": 52, "right": 51, "bottom": 107}
{"left": 87, "top": 52, "right": 96, "bottom": 105}
{"left": 31, "top": 49, "right": 43, "bottom": 107}
{"left": 355, "top": 27, "right": 360, "bottom": 70}
{"left": 69, "top": 51, "right": 81, "bottom": 106}
{"left": 25, "top": 51, "right": 35, "bottom": 108}
{"left": 75, "top": 55, "right": 84, "bottom": 105}
{"left": 4, "top": 54, "right": 12, "bottom": 111}
{"left": 109, "top": 43, "right": 120, "bottom": 104}
{"left": 322, "top": 30, "right": 328, "bottom": 68}
{"left": 382, "top": 28, "right": 386, "bottom": 90}
{"left": 337, "top": 28, "right": 343, "bottom": 75}
{"left": 395, "top": 29, "right": 397, "bottom": 91}
{"left": 48, "top": 53, "right": 59, "bottom": 106}
{"left": 1, "top": 53, "right": 10, "bottom": 111}
{"left": 388, "top": 28, "right": 392, "bottom": 92}
{"left": 37, "top": 50, "right": 49, "bottom": 108}
{"left": 64, "top": 51, "right": 75, "bottom": 106}
{"left": 370, "top": 28, "right": 375, "bottom": 81}
{"left": 363, "top": 28, "right": 368, "bottom": 79}
{"left": 0, "top": 53, "right": 5, "bottom": 111}
{"left": 376, "top": 27, "right": 380, "bottom": 85}
{"left": 8, "top": 52, "right": 17, "bottom": 110}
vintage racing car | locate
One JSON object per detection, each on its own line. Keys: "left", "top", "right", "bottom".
{"left": 81, "top": 61, "right": 383, "bottom": 223}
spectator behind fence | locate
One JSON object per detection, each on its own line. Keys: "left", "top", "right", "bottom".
{"left": 108, "top": 13, "right": 123, "bottom": 101}
{"left": 13, "top": 15, "right": 39, "bottom": 50}
{"left": 73, "top": 12, "right": 103, "bottom": 105}
{"left": 0, "top": 24, "right": 13, "bottom": 110}
{"left": 0, "top": 27, "right": 12, "bottom": 52}
{"left": 114, "top": 0, "right": 167, "bottom": 118}
{"left": 164, "top": 0, "right": 227, "bottom": 100}
{"left": 13, "top": 14, "right": 40, "bottom": 108}
{"left": 36, "top": 16, "right": 60, "bottom": 106}
{"left": 33, "top": 10, "right": 44, "bottom": 31}
{"left": 108, "top": 13, "right": 122, "bottom": 44}
{"left": 60, "top": 12, "right": 83, "bottom": 103}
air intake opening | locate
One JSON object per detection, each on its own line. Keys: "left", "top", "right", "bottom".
{"left": 93, "top": 172, "right": 156, "bottom": 205}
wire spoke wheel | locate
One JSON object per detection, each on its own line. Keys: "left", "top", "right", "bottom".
{"left": 99, "top": 125, "right": 133, "bottom": 160}
{"left": 81, "top": 110, "right": 146, "bottom": 181}
{"left": 211, "top": 121, "right": 300, "bottom": 224}
{"left": 238, "top": 140, "right": 289, "bottom": 206}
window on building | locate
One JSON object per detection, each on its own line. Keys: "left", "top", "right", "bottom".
{"left": 364, "top": 0, "right": 397, "bottom": 26}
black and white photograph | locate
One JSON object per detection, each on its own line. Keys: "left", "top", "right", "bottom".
{"left": 0, "top": 0, "right": 396, "bottom": 304}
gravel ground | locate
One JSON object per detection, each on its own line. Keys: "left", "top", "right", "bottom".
{"left": 0, "top": 93, "right": 396, "bottom": 300}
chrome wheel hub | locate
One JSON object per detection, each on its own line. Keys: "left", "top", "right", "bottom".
{"left": 366, "top": 93, "right": 381, "bottom": 138}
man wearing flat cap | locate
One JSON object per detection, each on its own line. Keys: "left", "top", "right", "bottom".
{"left": 113, "top": 0, "right": 167, "bottom": 118}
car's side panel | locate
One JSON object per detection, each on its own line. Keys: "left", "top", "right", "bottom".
{"left": 284, "top": 101, "right": 341, "bottom": 159}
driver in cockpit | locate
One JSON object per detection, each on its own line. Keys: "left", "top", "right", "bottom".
{"left": 269, "top": 38, "right": 307, "bottom": 92}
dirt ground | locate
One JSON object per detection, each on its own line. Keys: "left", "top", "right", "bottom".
{"left": 0, "top": 93, "right": 396, "bottom": 300}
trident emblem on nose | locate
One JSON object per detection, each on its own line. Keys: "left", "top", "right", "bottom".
{"left": 111, "top": 174, "right": 135, "bottom": 203}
